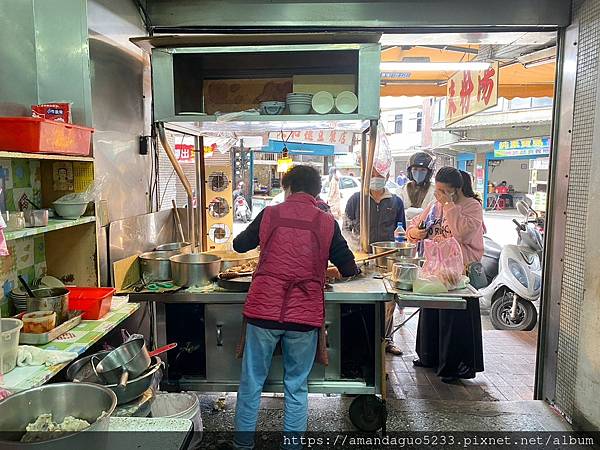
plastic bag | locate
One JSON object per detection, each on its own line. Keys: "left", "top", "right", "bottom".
{"left": 55, "top": 175, "right": 109, "bottom": 204}
{"left": 420, "top": 237, "right": 465, "bottom": 290}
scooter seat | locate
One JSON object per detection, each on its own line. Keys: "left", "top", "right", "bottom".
{"left": 484, "top": 236, "right": 502, "bottom": 260}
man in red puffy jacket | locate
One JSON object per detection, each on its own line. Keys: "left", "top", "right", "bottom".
{"left": 232, "top": 165, "right": 359, "bottom": 449}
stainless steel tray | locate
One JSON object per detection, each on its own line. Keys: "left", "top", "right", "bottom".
{"left": 19, "top": 311, "right": 83, "bottom": 345}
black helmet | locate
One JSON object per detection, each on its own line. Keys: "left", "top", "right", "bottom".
{"left": 407, "top": 152, "right": 435, "bottom": 183}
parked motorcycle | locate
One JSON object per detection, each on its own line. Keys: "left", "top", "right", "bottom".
{"left": 234, "top": 193, "right": 252, "bottom": 222}
{"left": 480, "top": 201, "right": 544, "bottom": 331}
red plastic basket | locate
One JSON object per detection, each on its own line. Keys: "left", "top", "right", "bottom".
{"left": 67, "top": 287, "right": 115, "bottom": 320}
{"left": 0, "top": 117, "right": 93, "bottom": 156}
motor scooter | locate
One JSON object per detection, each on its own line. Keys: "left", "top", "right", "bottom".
{"left": 234, "top": 194, "right": 252, "bottom": 222}
{"left": 480, "top": 201, "right": 544, "bottom": 331}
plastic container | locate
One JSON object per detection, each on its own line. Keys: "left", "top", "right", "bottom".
{"left": 22, "top": 311, "right": 56, "bottom": 334}
{"left": 151, "top": 392, "right": 203, "bottom": 448}
{"left": 67, "top": 287, "right": 115, "bottom": 320}
{"left": 0, "top": 318, "right": 23, "bottom": 374}
{"left": 394, "top": 222, "right": 406, "bottom": 243}
{"left": 0, "top": 117, "right": 93, "bottom": 156}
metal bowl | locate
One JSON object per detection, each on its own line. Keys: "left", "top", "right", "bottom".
{"left": 0, "top": 382, "right": 116, "bottom": 450}
{"left": 27, "top": 288, "right": 69, "bottom": 325}
{"left": 154, "top": 242, "right": 191, "bottom": 253}
{"left": 139, "top": 251, "right": 179, "bottom": 282}
{"left": 169, "top": 253, "right": 221, "bottom": 287}
{"left": 66, "top": 352, "right": 164, "bottom": 405}
{"left": 370, "top": 241, "right": 417, "bottom": 268}
{"left": 386, "top": 256, "right": 425, "bottom": 272}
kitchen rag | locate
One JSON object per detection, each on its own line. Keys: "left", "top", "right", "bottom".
{"left": 16, "top": 345, "right": 78, "bottom": 367}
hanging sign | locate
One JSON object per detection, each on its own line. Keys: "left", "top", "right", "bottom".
{"left": 175, "top": 144, "right": 194, "bottom": 162}
{"left": 494, "top": 137, "right": 550, "bottom": 158}
{"left": 446, "top": 62, "right": 499, "bottom": 126}
{"left": 269, "top": 130, "right": 354, "bottom": 147}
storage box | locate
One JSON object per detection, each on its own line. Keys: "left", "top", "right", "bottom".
{"left": 67, "top": 287, "right": 115, "bottom": 320}
{"left": 0, "top": 117, "right": 93, "bottom": 156}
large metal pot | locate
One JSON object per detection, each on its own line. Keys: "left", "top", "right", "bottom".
{"left": 139, "top": 251, "right": 178, "bottom": 282}
{"left": 155, "top": 242, "right": 191, "bottom": 253}
{"left": 170, "top": 253, "right": 221, "bottom": 287}
{"left": 0, "top": 382, "right": 116, "bottom": 450}
{"left": 27, "top": 288, "right": 69, "bottom": 325}
{"left": 66, "top": 352, "right": 164, "bottom": 405}
{"left": 370, "top": 241, "right": 417, "bottom": 269}
{"left": 208, "top": 249, "right": 259, "bottom": 271}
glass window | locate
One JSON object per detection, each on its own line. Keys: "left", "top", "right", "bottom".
{"left": 394, "top": 114, "right": 403, "bottom": 134}
{"left": 484, "top": 98, "right": 504, "bottom": 113}
{"left": 416, "top": 112, "right": 423, "bottom": 132}
{"left": 532, "top": 97, "right": 553, "bottom": 108}
{"left": 509, "top": 98, "right": 532, "bottom": 110}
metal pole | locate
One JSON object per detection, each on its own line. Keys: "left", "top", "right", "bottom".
{"left": 156, "top": 122, "right": 196, "bottom": 252}
{"left": 198, "top": 136, "right": 208, "bottom": 251}
{"left": 360, "top": 120, "right": 378, "bottom": 253}
{"left": 194, "top": 136, "right": 202, "bottom": 249}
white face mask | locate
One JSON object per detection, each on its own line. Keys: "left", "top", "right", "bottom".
{"left": 370, "top": 177, "right": 386, "bottom": 191}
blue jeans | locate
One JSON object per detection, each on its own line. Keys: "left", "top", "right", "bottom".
{"left": 234, "top": 323, "right": 318, "bottom": 450}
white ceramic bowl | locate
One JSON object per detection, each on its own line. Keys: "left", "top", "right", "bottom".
{"left": 312, "top": 91, "right": 335, "bottom": 114}
{"left": 53, "top": 201, "right": 89, "bottom": 219}
{"left": 335, "top": 91, "right": 358, "bottom": 114}
{"left": 288, "top": 103, "right": 312, "bottom": 115}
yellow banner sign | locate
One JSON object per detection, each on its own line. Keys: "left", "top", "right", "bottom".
{"left": 446, "top": 62, "right": 499, "bottom": 126}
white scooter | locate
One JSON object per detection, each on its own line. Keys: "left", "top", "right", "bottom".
{"left": 480, "top": 200, "right": 544, "bottom": 331}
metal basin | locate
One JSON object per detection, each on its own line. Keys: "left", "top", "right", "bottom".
{"left": 170, "top": 253, "right": 221, "bottom": 287}
{"left": 0, "top": 382, "right": 116, "bottom": 450}
{"left": 139, "top": 251, "right": 178, "bottom": 282}
{"left": 155, "top": 242, "right": 191, "bottom": 253}
{"left": 370, "top": 241, "right": 417, "bottom": 268}
{"left": 386, "top": 256, "right": 425, "bottom": 272}
{"left": 27, "top": 288, "right": 69, "bottom": 325}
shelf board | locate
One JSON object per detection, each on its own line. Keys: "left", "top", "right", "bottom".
{"left": 0, "top": 151, "right": 93, "bottom": 162}
{"left": 162, "top": 113, "right": 372, "bottom": 133}
{"left": 5, "top": 216, "right": 96, "bottom": 241}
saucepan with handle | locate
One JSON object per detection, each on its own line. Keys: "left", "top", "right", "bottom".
{"left": 95, "top": 338, "right": 177, "bottom": 389}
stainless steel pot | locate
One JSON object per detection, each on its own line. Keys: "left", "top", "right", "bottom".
{"left": 386, "top": 256, "right": 425, "bottom": 272}
{"left": 24, "top": 209, "right": 49, "bottom": 228}
{"left": 392, "top": 263, "right": 419, "bottom": 290}
{"left": 27, "top": 287, "right": 69, "bottom": 325}
{"left": 67, "top": 352, "right": 164, "bottom": 405}
{"left": 155, "top": 242, "right": 192, "bottom": 253}
{"left": 370, "top": 241, "right": 417, "bottom": 268}
{"left": 0, "top": 382, "right": 116, "bottom": 450}
{"left": 139, "top": 251, "right": 178, "bottom": 282}
{"left": 170, "top": 253, "right": 221, "bottom": 287}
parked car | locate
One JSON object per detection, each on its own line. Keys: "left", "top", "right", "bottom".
{"left": 271, "top": 176, "right": 400, "bottom": 212}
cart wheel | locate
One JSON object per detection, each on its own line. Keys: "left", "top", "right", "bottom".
{"left": 349, "top": 395, "right": 387, "bottom": 432}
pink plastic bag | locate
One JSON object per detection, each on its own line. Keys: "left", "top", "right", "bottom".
{"left": 421, "top": 237, "right": 464, "bottom": 290}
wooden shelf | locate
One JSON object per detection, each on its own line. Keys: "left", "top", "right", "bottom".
{"left": 5, "top": 216, "right": 96, "bottom": 241}
{"left": 0, "top": 150, "right": 93, "bottom": 162}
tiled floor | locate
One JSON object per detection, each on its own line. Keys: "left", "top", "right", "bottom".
{"left": 386, "top": 308, "right": 538, "bottom": 402}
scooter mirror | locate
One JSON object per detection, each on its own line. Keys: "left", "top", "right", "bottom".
{"left": 516, "top": 201, "right": 530, "bottom": 217}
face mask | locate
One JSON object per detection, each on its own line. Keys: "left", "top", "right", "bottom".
{"left": 413, "top": 171, "right": 427, "bottom": 184}
{"left": 370, "top": 177, "right": 386, "bottom": 190}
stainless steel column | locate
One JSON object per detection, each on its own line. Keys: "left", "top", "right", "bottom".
{"left": 360, "top": 120, "right": 378, "bottom": 253}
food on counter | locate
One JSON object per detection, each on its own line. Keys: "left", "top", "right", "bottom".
{"left": 223, "top": 259, "right": 258, "bottom": 274}
{"left": 22, "top": 311, "right": 56, "bottom": 334}
{"left": 21, "top": 413, "right": 92, "bottom": 442}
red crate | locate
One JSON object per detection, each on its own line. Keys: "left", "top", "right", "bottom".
{"left": 67, "top": 287, "right": 115, "bottom": 320}
{"left": 0, "top": 117, "right": 93, "bottom": 156}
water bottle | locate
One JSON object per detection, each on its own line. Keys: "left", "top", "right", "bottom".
{"left": 394, "top": 222, "right": 406, "bottom": 243}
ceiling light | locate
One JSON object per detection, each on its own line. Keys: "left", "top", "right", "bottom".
{"left": 523, "top": 57, "right": 556, "bottom": 69}
{"left": 380, "top": 62, "right": 491, "bottom": 72}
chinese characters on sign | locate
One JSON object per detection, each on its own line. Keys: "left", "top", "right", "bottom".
{"left": 494, "top": 137, "right": 550, "bottom": 158}
{"left": 269, "top": 130, "right": 354, "bottom": 147}
{"left": 446, "top": 62, "right": 499, "bottom": 126}
{"left": 175, "top": 144, "right": 194, "bottom": 162}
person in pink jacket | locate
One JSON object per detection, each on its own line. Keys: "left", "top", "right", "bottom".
{"left": 407, "top": 167, "right": 485, "bottom": 383}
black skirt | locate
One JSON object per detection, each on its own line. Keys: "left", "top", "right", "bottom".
{"left": 415, "top": 298, "right": 484, "bottom": 377}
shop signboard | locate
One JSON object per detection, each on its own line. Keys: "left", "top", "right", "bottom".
{"left": 175, "top": 144, "right": 194, "bottom": 162}
{"left": 446, "top": 62, "right": 499, "bottom": 126}
{"left": 269, "top": 130, "right": 354, "bottom": 147}
{"left": 534, "top": 191, "right": 547, "bottom": 212}
{"left": 494, "top": 137, "right": 550, "bottom": 158}
{"left": 475, "top": 163, "right": 485, "bottom": 194}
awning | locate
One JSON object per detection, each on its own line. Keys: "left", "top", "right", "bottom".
{"left": 380, "top": 46, "right": 555, "bottom": 98}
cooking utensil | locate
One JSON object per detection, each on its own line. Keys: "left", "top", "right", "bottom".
{"left": 27, "top": 287, "right": 70, "bottom": 325}
{"left": 139, "top": 250, "right": 178, "bottom": 282}
{"left": 370, "top": 241, "right": 417, "bottom": 268}
{"left": 0, "top": 318, "right": 22, "bottom": 374}
{"left": 170, "top": 253, "right": 221, "bottom": 287}
{"left": 53, "top": 200, "right": 89, "bottom": 219}
{"left": 17, "top": 275, "right": 35, "bottom": 298}
{"left": 24, "top": 209, "right": 49, "bottom": 227}
{"left": 392, "top": 263, "right": 419, "bottom": 290}
{"left": 0, "top": 382, "right": 116, "bottom": 450}
{"left": 172, "top": 199, "right": 186, "bottom": 243}
{"left": 154, "top": 241, "right": 191, "bottom": 253}
{"left": 217, "top": 275, "right": 253, "bottom": 292}
{"left": 18, "top": 311, "right": 82, "bottom": 345}
{"left": 386, "top": 255, "right": 425, "bottom": 272}
{"left": 4, "top": 211, "right": 25, "bottom": 232}
{"left": 67, "top": 352, "right": 164, "bottom": 405}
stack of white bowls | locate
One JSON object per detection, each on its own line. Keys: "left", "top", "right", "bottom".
{"left": 286, "top": 93, "right": 313, "bottom": 115}
{"left": 9, "top": 287, "right": 29, "bottom": 313}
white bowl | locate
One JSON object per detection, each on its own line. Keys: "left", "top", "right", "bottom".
{"left": 53, "top": 201, "right": 89, "bottom": 219}
{"left": 288, "top": 103, "right": 312, "bottom": 115}
{"left": 312, "top": 91, "right": 335, "bottom": 114}
{"left": 335, "top": 91, "right": 358, "bottom": 114}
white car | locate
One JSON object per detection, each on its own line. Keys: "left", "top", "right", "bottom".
{"left": 271, "top": 176, "right": 400, "bottom": 212}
